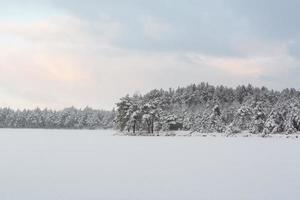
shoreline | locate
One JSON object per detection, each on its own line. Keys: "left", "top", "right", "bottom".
{"left": 114, "top": 130, "right": 300, "bottom": 139}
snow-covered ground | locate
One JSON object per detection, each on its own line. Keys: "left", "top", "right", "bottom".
{"left": 117, "top": 130, "right": 300, "bottom": 138}
{"left": 1, "top": 129, "right": 300, "bottom": 200}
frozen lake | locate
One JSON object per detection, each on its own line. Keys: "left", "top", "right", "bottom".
{"left": 0, "top": 129, "right": 300, "bottom": 200}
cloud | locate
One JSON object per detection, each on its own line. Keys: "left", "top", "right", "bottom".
{"left": 0, "top": 14, "right": 121, "bottom": 109}
{"left": 1, "top": 0, "right": 300, "bottom": 109}
{"left": 0, "top": 13, "right": 201, "bottom": 109}
{"left": 289, "top": 39, "right": 300, "bottom": 59}
{"left": 0, "top": 14, "right": 121, "bottom": 48}
{"left": 141, "top": 16, "right": 173, "bottom": 40}
{"left": 188, "top": 54, "right": 264, "bottom": 76}
{"left": 229, "top": 0, "right": 300, "bottom": 39}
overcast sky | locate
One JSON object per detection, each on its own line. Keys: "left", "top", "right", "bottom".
{"left": 0, "top": 0, "right": 300, "bottom": 110}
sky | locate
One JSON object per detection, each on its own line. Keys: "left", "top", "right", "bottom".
{"left": 0, "top": 0, "right": 300, "bottom": 110}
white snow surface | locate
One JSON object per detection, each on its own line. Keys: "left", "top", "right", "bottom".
{"left": 0, "top": 129, "right": 300, "bottom": 200}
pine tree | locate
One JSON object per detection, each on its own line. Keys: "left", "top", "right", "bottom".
{"left": 226, "top": 104, "right": 252, "bottom": 134}
{"left": 192, "top": 105, "right": 225, "bottom": 133}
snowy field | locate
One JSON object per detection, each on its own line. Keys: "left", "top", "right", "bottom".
{"left": 1, "top": 129, "right": 300, "bottom": 200}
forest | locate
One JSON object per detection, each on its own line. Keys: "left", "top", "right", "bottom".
{"left": 1, "top": 82, "right": 300, "bottom": 135}
{"left": 115, "top": 83, "right": 300, "bottom": 135}
{"left": 0, "top": 107, "right": 114, "bottom": 129}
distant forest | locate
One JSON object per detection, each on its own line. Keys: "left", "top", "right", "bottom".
{"left": 115, "top": 82, "right": 300, "bottom": 135}
{"left": 0, "top": 107, "right": 114, "bottom": 129}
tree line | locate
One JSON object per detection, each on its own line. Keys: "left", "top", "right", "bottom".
{"left": 0, "top": 107, "right": 115, "bottom": 129}
{"left": 115, "top": 83, "right": 300, "bottom": 135}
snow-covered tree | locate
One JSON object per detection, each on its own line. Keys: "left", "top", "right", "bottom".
{"left": 249, "top": 101, "right": 267, "bottom": 134}
{"left": 0, "top": 107, "right": 114, "bottom": 129}
{"left": 192, "top": 105, "right": 225, "bottom": 133}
